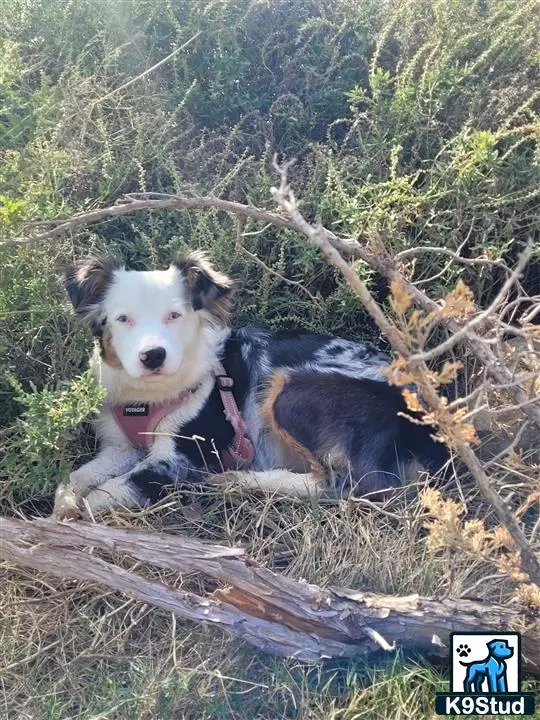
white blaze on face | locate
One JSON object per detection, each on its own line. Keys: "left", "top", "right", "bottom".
{"left": 102, "top": 266, "right": 196, "bottom": 379}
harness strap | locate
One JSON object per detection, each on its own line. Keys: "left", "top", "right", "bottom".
{"left": 111, "top": 363, "right": 255, "bottom": 470}
{"left": 212, "top": 361, "right": 255, "bottom": 470}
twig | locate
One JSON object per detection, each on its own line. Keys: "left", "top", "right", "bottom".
{"left": 234, "top": 218, "right": 321, "bottom": 305}
{"left": 410, "top": 225, "right": 477, "bottom": 287}
{"left": 395, "top": 245, "right": 509, "bottom": 271}
{"left": 482, "top": 423, "right": 532, "bottom": 471}
{"left": 93, "top": 33, "right": 201, "bottom": 106}
{"left": 409, "top": 240, "right": 534, "bottom": 363}
{"left": 3, "top": 639, "right": 62, "bottom": 672}
{"left": 270, "top": 159, "right": 411, "bottom": 357}
{"left": 3, "top": 194, "right": 297, "bottom": 250}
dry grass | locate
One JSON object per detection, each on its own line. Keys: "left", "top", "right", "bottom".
{"left": 1, "top": 479, "right": 528, "bottom": 720}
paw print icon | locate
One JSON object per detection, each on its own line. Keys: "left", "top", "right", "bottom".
{"left": 456, "top": 644, "right": 471, "bottom": 658}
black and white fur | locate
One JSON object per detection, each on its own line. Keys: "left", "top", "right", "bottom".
{"left": 53, "top": 252, "right": 448, "bottom": 516}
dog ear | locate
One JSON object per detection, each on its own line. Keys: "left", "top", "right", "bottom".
{"left": 60, "top": 256, "right": 122, "bottom": 319}
{"left": 173, "top": 251, "right": 234, "bottom": 318}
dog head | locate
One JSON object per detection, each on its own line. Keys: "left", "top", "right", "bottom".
{"left": 61, "top": 251, "right": 233, "bottom": 382}
{"left": 487, "top": 639, "right": 514, "bottom": 660}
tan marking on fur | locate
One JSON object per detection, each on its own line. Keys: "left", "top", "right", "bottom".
{"left": 100, "top": 329, "right": 123, "bottom": 369}
{"left": 261, "top": 370, "right": 325, "bottom": 479}
{"left": 175, "top": 251, "right": 234, "bottom": 321}
{"left": 64, "top": 256, "right": 120, "bottom": 313}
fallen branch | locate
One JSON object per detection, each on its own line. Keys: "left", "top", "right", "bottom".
{"left": 1, "top": 517, "right": 539, "bottom": 671}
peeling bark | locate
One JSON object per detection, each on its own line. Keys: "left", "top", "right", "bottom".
{"left": 1, "top": 517, "right": 538, "bottom": 672}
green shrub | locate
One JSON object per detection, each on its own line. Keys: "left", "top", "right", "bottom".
{"left": 0, "top": 370, "right": 104, "bottom": 501}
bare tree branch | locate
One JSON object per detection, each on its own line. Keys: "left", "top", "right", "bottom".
{"left": 1, "top": 534, "right": 353, "bottom": 662}
{"left": 395, "top": 245, "right": 511, "bottom": 271}
{"left": 269, "top": 158, "right": 540, "bottom": 587}
{"left": 4, "top": 194, "right": 301, "bottom": 250}
{"left": 408, "top": 240, "right": 534, "bottom": 363}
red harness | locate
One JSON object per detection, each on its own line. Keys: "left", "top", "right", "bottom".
{"left": 112, "top": 362, "right": 255, "bottom": 470}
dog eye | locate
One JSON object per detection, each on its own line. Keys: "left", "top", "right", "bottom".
{"left": 116, "top": 314, "right": 129, "bottom": 323}
{"left": 168, "top": 311, "right": 182, "bottom": 321}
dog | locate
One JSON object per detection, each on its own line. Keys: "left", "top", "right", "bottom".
{"left": 52, "top": 252, "right": 449, "bottom": 518}
{"left": 461, "top": 639, "right": 514, "bottom": 693}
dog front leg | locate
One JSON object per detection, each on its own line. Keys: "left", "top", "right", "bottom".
{"left": 69, "top": 445, "right": 141, "bottom": 495}
{"left": 53, "top": 445, "right": 140, "bottom": 519}
{"left": 64, "top": 408, "right": 142, "bottom": 497}
{"left": 80, "top": 445, "right": 199, "bottom": 515}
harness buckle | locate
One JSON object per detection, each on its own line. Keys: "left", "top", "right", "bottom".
{"left": 215, "top": 374, "right": 234, "bottom": 391}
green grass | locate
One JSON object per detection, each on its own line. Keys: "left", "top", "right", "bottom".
{"left": 1, "top": 0, "right": 539, "bottom": 716}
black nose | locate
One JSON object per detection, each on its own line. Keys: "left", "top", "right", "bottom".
{"left": 139, "top": 347, "right": 166, "bottom": 370}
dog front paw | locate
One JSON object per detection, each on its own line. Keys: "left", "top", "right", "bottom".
{"left": 52, "top": 482, "right": 82, "bottom": 522}
{"left": 80, "top": 476, "right": 144, "bottom": 516}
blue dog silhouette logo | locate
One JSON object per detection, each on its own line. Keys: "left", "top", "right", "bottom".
{"left": 459, "top": 639, "right": 513, "bottom": 693}
{"left": 435, "top": 632, "right": 536, "bottom": 715}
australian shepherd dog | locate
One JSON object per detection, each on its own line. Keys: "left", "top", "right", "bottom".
{"left": 53, "top": 252, "right": 448, "bottom": 518}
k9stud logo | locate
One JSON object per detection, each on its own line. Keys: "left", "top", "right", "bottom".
{"left": 435, "top": 632, "right": 535, "bottom": 716}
